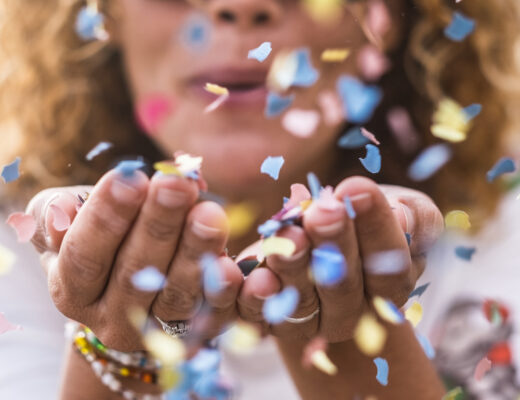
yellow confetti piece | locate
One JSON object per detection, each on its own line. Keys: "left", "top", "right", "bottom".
{"left": 261, "top": 236, "right": 296, "bottom": 258}
{"left": 220, "top": 322, "right": 261, "bottom": 354}
{"left": 354, "top": 314, "right": 387, "bottom": 356}
{"left": 442, "top": 387, "right": 463, "bottom": 400}
{"left": 154, "top": 162, "right": 182, "bottom": 176}
{"left": 321, "top": 49, "right": 350, "bottom": 63}
{"left": 225, "top": 203, "right": 257, "bottom": 238}
{"left": 267, "top": 50, "right": 298, "bottom": 92}
{"left": 372, "top": 296, "right": 403, "bottom": 325}
{"left": 204, "top": 83, "right": 229, "bottom": 96}
{"left": 431, "top": 125, "right": 467, "bottom": 143}
{"left": 144, "top": 330, "right": 186, "bottom": 366}
{"left": 311, "top": 350, "right": 338, "bottom": 375}
{"left": 303, "top": 0, "right": 343, "bottom": 22}
{"left": 405, "top": 301, "right": 423, "bottom": 327}
{"left": 158, "top": 368, "right": 181, "bottom": 391}
{"left": 126, "top": 306, "right": 148, "bottom": 331}
{"left": 0, "top": 244, "right": 16, "bottom": 276}
{"left": 300, "top": 199, "right": 313, "bottom": 212}
{"left": 445, "top": 210, "right": 471, "bottom": 230}
{"left": 431, "top": 98, "right": 470, "bottom": 143}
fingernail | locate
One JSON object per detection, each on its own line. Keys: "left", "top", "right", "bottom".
{"left": 316, "top": 194, "right": 343, "bottom": 212}
{"left": 313, "top": 220, "right": 344, "bottom": 236}
{"left": 192, "top": 220, "right": 221, "bottom": 239}
{"left": 350, "top": 193, "right": 373, "bottom": 214}
{"left": 111, "top": 178, "right": 140, "bottom": 202}
{"left": 43, "top": 193, "right": 61, "bottom": 241}
{"left": 400, "top": 203, "right": 415, "bottom": 234}
{"left": 254, "top": 294, "right": 270, "bottom": 301}
{"left": 156, "top": 188, "right": 188, "bottom": 208}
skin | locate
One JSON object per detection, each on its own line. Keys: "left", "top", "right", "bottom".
{"left": 26, "top": 0, "right": 446, "bottom": 398}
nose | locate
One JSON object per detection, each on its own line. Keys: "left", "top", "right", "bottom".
{"left": 207, "top": 0, "right": 283, "bottom": 29}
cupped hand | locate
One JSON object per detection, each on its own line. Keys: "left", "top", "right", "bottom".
{"left": 237, "top": 176, "right": 444, "bottom": 343}
{"left": 27, "top": 168, "right": 243, "bottom": 351}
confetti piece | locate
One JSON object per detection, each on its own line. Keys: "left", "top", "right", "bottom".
{"left": 357, "top": 45, "right": 390, "bottom": 82}
{"left": 405, "top": 301, "right": 423, "bottom": 327}
{"left": 282, "top": 109, "right": 321, "bottom": 138}
{"left": 445, "top": 210, "right": 471, "bottom": 230}
{"left": 431, "top": 99, "right": 470, "bottom": 143}
{"left": 373, "top": 357, "right": 389, "bottom": 386}
{"left": 131, "top": 266, "right": 166, "bottom": 292}
{"left": 455, "top": 246, "right": 476, "bottom": 261}
{"left": 337, "top": 126, "right": 370, "bottom": 149}
{"left": 365, "top": 250, "right": 408, "bottom": 275}
{"left": 386, "top": 107, "right": 420, "bottom": 154}
{"left": 292, "top": 48, "right": 319, "bottom": 88}
{"left": 265, "top": 92, "right": 295, "bottom": 118}
{"left": 318, "top": 91, "right": 344, "bottom": 126}
{"left": 75, "top": 5, "right": 108, "bottom": 41}
{"left": 267, "top": 50, "right": 299, "bottom": 92}
{"left": 248, "top": 42, "right": 272, "bottom": 62}
{"left": 311, "top": 243, "right": 347, "bottom": 286}
{"left": 1, "top": 157, "right": 21, "bottom": 183}
{"left": 261, "top": 236, "right": 296, "bottom": 258}
{"left": 257, "top": 219, "right": 283, "bottom": 238}
{"left": 180, "top": 12, "right": 212, "bottom": 51}
{"left": 337, "top": 76, "right": 382, "bottom": 124}
{"left": 48, "top": 204, "right": 71, "bottom": 232}
{"left": 359, "top": 144, "right": 381, "bottom": 174}
{"left": 86, "top": 142, "right": 112, "bottom": 161}
{"left": 373, "top": 297, "right": 404, "bottom": 324}
{"left": 360, "top": 127, "right": 381, "bottom": 146}
{"left": 416, "top": 333, "right": 435, "bottom": 359}
{"left": 220, "top": 322, "right": 260, "bottom": 354}
{"left": 205, "top": 92, "right": 229, "bottom": 113}
{"left": 354, "top": 314, "right": 387, "bottom": 356}
{"left": 115, "top": 159, "right": 145, "bottom": 178}
{"left": 262, "top": 286, "right": 300, "bottom": 324}
{"left": 144, "top": 330, "right": 186, "bottom": 366}
{"left": 444, "top": 12, "right": 475, "bottom": 42}
{"left": 0, "top": 244, "right": 16, "bottom": 276}
{"left": 0, "top": 313, "right": 21, "bottom": 335}
{"left": 201, "top": 253, "right": 224, "bottom": 295}
{"left": 463, "top": 103, "right": 482, "bottom": 120}
{"left": 205, "top": 83, "right": 229, "bottom": 96}
{"left": 343, "top": 196, "right": 356, "bottom": 219}
{"left": 302, "top": 0, "right": 343, "bottom": 22}
{"left": 321, "top": 48, "right": 350, "bottom": 63}
{"left": 154, "top": 162, "right": 182, "bottom": 176}
{"left": 486, "top": 157, "right": 517, "bottom": 182}
{"left": 225, "top": 203, "right": 257, "bottom": 238}
{"left": 311, "top": 351, "right": 338, "bottom": 375}
{"left": 407, "top": 144, "right": 452, "bottom": 181}
{"left": 135, "top": 95, "right": 173, "bottom": 136}
{"left": 409, "top": 283, "right": 430, "bottom": 299}
{"left": 474, "top": 357, "right": 492, "bottom": 381}
{"left": 307, "top": 172, "right": 322, "bottom": 199}
{"left": 442, "top": 387, "right": 463, "bottom": 400}
{"left": 261, "top": 156, "right": 285, "bottom": 180}
{"left": 6, "top": 212, "right": 37, "bottom": 243}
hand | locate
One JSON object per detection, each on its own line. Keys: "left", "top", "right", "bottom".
{"left": 236, "top": 176, "right": 443, "bottom": 343}
{"left": 27, "top": 168, "right": 243, "bottom": 351}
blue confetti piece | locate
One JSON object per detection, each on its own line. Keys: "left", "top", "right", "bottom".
{"left": 86, "top": 142, "right": 112, "bottom": 161}
{"left": 409, "top": 283, "right": 430, "bottom": 299}
{"left": 408, "top": 144, "right": 452, "bottom": 181}
{"left": 261, "top": 156, "right": 285, "bottom": 180}
{"left": 405, "top": 232, "right": 412, "bottom": 246}
{"left": 193, "top": 371, "right": 232, "bottom": 400}
{"left": 258, "top": 219, "right": 283, "bottom": 238}
{"left": 1, "top": 157, "right": 21, "bottom": 183}
{"left": 416, "top": 333, "right": 436, "bottom": 359}
{"left": 292, "top": 48, "right": 319, "bottom": 87}
{"left": 311, "top": 243, "right": 347, "bottom": 286}
{"left": 283, "top": 197, "right": 290, "bottom": 205}
{"left": 359, "top": 144, "right": 381, "bottom": 174}
{"left": 263, "top": 286, "right": 300, "bottom": 324}
{"left": 463, "top": 103, "right": 482, "bottom": 120}
{"left": 306, "top": 172, "right": 322, "bottom": 199}
{"left": 200, "top": 253, "right": 224, "bottom": 295}
{"left": 265, "top": 92, "right": 295, "bottom": 118}
{"left": 180, "top": 13, "right": 212, "bottom": 51}
{"left": 75, "top": 6, "right": 104, "bottom": 40}
{"left": 343, "top": 196, "right": 356, "bottom": 219}
{"left": 188, "top": 348, "right": 221, "bottom": 373}
{"left": 248, "top": 42, "right": 272, "bottom": 62}
{"left": 373, "top": 358, "right": 389, "bottom": 386}
{"left": 115, "top": 159, "right": 145, "bottom": 178}
{"left": 337, "top": 126, "right": 370, "bottom": 149}
{"left": 131, "top": 266, "right": 165, "bottom": 292}
{"left": 455, "top": 246, "right": 477, "bottom": 261}
{"left": 486, "top": 157, "right": 516, "bottom": 182}
{"left": 337, "top": 76, "right": 383, "bottom": 124}
{"left": 444, "top": 12, "right": 476, "bottom": 42}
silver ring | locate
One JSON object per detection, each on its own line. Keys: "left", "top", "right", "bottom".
{"left": 154, "top": 316, "right": 191, "bottom": 338}
{"left": 284, "top": 306, "right": 320, "bottom": 324}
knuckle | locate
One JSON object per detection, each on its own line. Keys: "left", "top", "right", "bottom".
{"left": 90, "top": 204, "right": 130, "bottom": 236}
{"left": 237, "top": 300, "right": 264, "bottom": 323}
{"left": 155, "top": 282, "right": 200, "bottom": 317}
{"left": 144, "top": 217, "right": 181, "bottom": 241}
{"left": 113, "top": 260, "right": 148, "bottom": 295}
{"left": 60, "top": 238, "right": 104, "bottom": 282}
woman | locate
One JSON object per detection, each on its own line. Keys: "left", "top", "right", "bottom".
{"left": 0, "top": 0, "right": 519, "bottom": 399}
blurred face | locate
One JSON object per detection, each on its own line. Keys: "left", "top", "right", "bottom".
{"left": 114, "top": 0, "right": 370, "bottom": 199}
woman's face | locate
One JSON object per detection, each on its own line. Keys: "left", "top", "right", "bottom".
{"left": 114, "top": 0, "right": 369, "bottom": 199}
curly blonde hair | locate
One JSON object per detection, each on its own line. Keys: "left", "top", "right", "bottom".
{"left": 1, "top": 0, "right": 519, "bottom": 227}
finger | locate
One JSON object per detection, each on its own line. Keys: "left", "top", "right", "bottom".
{"left": 335, "top": 177, "right": 414, "bottom": 307}
{"left": 152, "top": 201, "right": 229, "bottom": 322}
{"left": 237, "top": 267, "right": 281, "bottom": 327}
{"left": 49, "top": 169, "right": 148, "bottom": 307}
{"left": 303, "top": 189, "right": 365, "bottom": 342}
{"left": 103, "top": 173, "right": 199, "bottom": 308}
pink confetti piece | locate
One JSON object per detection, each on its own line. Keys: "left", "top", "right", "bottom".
{"left": 204, "top": 93, "right": 229, "bottom": 113}
{"left": 357, "top": 45, "right": 391, "bottom": 82}
{"left": 6, "top": 212, "right": 37, "bottom": 243}
{"left": 318, "top": 91, "right": 344, "bottom": 126}
{"left": 386, "top": 107, "right": 420, "bottom": 154}
{"left": 0, "top": 313, "right": 21, "bottom": 335}
{"left": 360, "top": 127, "right": 381, "bottom": 145}
{"left": 135, "top": 95, "right": 173, "bottom": 136}
{"left": 302, "top": 336, "right": 327, "bottom": 368}
{"left": 474, "top": 357, "right": 492, "bottom": 381}
{"left": 282, "top": 109, "right": 321, "bottom": 138}
{"left": 49, "top": 204, "right": 71, "bottom": 232}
